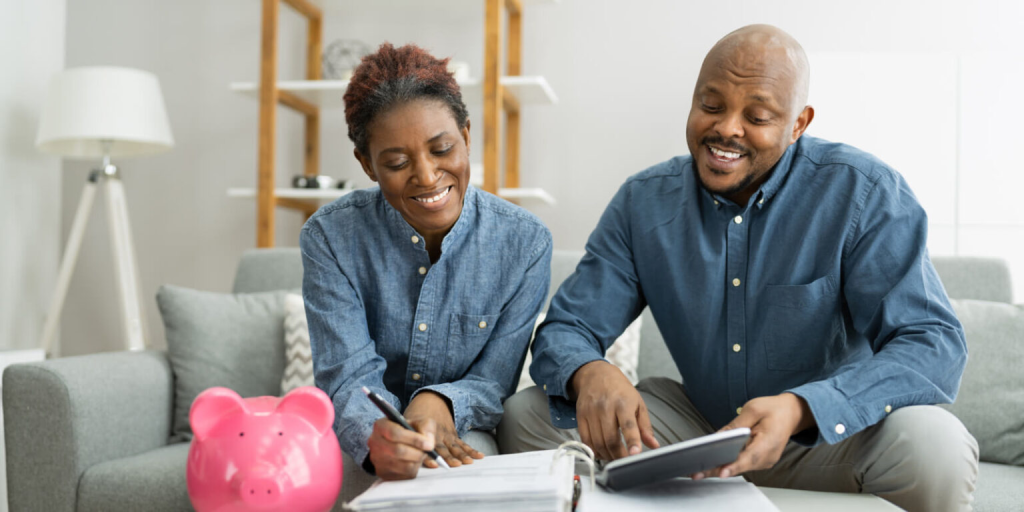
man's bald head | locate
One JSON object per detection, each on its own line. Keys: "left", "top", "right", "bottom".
{"left": 701, "top": 24, "right": 810, "bottom": 114}
{"left": 685, "top": 24, "right": 815, "bottom": 206}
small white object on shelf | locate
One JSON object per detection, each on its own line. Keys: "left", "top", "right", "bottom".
{"left": 498, "top": 187, "right": 556, "bottom": 205}
{"left": 229, "top": 75, "right": 556, "bottom": 108}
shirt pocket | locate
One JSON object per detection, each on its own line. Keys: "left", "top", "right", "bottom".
{"left": 446, "top": 312, "right": 500, "bottom": 372}
{"left": 762, "top": 274, "right": 843, "bottom": 371}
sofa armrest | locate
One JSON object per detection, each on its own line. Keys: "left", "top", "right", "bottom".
{"left": 3, "top": 350, "right": 174, "bottom": 512}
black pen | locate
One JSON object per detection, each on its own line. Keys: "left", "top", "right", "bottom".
{"left": 362, "top": 386, "right": 450, "bottom": 470}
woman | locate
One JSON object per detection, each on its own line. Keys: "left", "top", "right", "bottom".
{"left": 300, "top": 43, "right": 552, "bottom": 482}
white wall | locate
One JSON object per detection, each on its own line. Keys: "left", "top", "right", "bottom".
{"left": 0, "top": 2, "right": 67, "bottom": 509}
{"left": 0, "top": 0, "right": 65, "bottom": 351}
{"left": 58, "top": 0, "right": 1024, "bottom": 355}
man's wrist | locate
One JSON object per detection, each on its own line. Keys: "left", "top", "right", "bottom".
{"left": 784, "top": 392, "right": 815, "bottom": 434}
{"left": 569, "top": 360, "right": 611, "bottom": 400}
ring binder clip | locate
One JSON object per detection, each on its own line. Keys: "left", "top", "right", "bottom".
{"left": 554, "top": 440, "right": 596, "bottom": 491}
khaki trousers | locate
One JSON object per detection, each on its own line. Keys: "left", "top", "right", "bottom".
{"left": 497, "top": 378, "right": 979, "bottom": 512}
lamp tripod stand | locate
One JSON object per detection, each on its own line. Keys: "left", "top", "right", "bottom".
{"left": 39, "top": 150, "right": 149, "bottom": 356}
{"left": 36, "top": 66, "right": 173, "bottom": 356}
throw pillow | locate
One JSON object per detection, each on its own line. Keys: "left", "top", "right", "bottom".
{"left": 516, "top": 314, "right": 642, "bottom": 393}
{"left": 282, "top": 293, "right": 315, "bottom": 393}
{"left": 156, "top": 285, "right": 289, "bottom": 443}
{"left": 942, "top": 299, "right": 1024, "bottom": 466}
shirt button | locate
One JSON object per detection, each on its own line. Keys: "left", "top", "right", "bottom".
{"left": 411, "top": 373, "right": 421, "bottom": 381}
{"left": 411, "top": 235, "right": 420, "bottom": 244}
{"left": 713, "top": 200, "right": 720, "bottom": 206}
{"left": 734, "top": 215, "right": 743, "bottom": 224}
{"left": 835, "top": 424, "right": 846, "bottom": 435}
{"left": 732, "top": 278, "right": 741, "bottom": 287}
{"left": 418, "top": 266, "right": 427, "bottom": 275}
{"left": 885, "top": 405, "right": 892, "bottom": 414}
{"left": 732, "top": 344, "right": 741, "bottom": 352}
{"left": 758, "top": 198, "right": 764, "bottom": 205}
{"left": 418, "top": 323, "right": 427, "bottom": 332}
{"left": 543, "top": 384, "right": 547, "bottom": 391}
{"left": 736, "top": 407, "right": 743, "bottom": 415}
{"left": 478, "top": 321, "right": 487, "bottom": 329}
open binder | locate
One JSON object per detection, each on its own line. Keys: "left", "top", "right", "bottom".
{"left": 343, "top": 443, "right": 588, "bottom": 512}
{"left": 345, "top": 431, "right": 757, "bottom": 512}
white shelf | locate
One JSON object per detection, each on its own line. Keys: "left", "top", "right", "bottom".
{"left": 306, "top": 0, "right": 559, "bottom": 10}
{"left": 229, "top": 75, "right": 556, "bottom": 109}
{"left": 227, "top": 186, "right": 555, "bottom": 206}
{"left": 498, "top": 187, "right": 556, "bottom": 205}
{"left": 227, "top": 187, "right": 351, "bottom": 201}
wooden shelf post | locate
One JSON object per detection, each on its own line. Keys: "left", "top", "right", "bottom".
{"left": 256, "top": 0, "right": 322, "bottom": 247}
{"left": 257, "top": 0, "right": 279, "bottom": 247}
{"left": 483, "top": 0, "right": 502, "bottom": 196}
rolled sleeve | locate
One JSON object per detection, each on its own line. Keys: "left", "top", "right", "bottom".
{"left": 530, "top": 182, "right": 647, "bottom": 429}
{"left": 789, "top": 171, "right": 967, "bottom": 445}
{"left": 301, "top": 221, "right": 396, "bottom": 468}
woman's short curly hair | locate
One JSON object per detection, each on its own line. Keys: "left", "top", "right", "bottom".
{"left": 343, "top": 43, "right": 469, "bottom": 156}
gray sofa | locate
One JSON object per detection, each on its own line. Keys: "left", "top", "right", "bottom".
{"left": 4, "top": 248, "right": 1022, "bottom": 511}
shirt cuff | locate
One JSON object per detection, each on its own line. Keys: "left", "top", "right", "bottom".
{"left": 536, "top": 352, "right": 604, "bottom": 430}
{"left": 787, "top": 380, "right": 865, "bottom": 446}
{"left": 339, "top": 416, "right": 377, "bottom": 472}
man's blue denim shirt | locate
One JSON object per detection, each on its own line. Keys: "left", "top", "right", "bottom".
{"left": 300, "top": 185, "right": 552, "bottom": 466}
{"left": 531, "top": 135, "right": 967, "bottom": 446}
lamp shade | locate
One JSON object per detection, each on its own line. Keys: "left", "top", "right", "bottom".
{"left": 36, "top": 66, "right": 174, "bottom": 159}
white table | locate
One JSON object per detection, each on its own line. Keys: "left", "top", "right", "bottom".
{"left": 760, "top": 486, "right": 902, "bottom": 511}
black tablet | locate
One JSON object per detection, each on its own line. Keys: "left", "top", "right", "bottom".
{"left": 594, "top": 428, "right": 751, "bottom": 492}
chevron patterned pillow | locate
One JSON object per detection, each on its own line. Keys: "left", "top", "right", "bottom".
{"left": 282, "top": 293, "right": 315, "bottom": 393}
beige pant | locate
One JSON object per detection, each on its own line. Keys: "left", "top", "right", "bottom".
{"left": 497, "top": 378, "right": 979, "bottom": 512}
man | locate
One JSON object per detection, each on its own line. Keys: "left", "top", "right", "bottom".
{"left": 498, "top": 24, "right": 978, "bottom": 512}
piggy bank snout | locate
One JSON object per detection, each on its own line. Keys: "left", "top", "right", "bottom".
{"left": 237, "top": 467, "right": 286, "bottom": 507}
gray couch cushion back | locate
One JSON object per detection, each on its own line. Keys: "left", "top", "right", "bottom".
{"left": 932, "top": 256, "right": 1013, "bottom": 303}
{"left": 233, "top": 248, "right": 304, "bottom": 293}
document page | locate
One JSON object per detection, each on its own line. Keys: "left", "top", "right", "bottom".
{"left": 350, "top": 450, "right": 571, "bottom": 506}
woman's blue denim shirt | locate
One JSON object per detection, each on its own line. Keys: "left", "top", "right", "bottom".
{"left": 300, "top": 185, "right": 552, "bottom": 466}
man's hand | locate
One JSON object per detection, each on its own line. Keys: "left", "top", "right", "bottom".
{"left": 571, "top": 360, "right": 659, "bottom": 461}
{"left": 366, "top": 416, "right": 436, "bottom": 481}
{"left": 404, "top": 391, "right": 484, "bottom": 468}
{"left": 693, "top": 393, "right": 814, "bottom": 480}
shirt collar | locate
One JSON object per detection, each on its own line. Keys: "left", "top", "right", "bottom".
{"left": 382, "top": 185, "right": 476, "bottom": 250}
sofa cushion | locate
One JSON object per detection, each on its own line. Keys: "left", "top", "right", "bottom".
{"left": 156, "top": 285, "right": 289, "bottom": 442}
{"left": 943, "top": 299, "right": 1024, "bottom": 466}
{"left": 77, "top": 442, "right": 192, "bottom": 512}
{"left": 282, "top": 293, "right": 315, "bottom": 393}
{"left": 973, "top": 462, "right": 1024, "bottom": 512}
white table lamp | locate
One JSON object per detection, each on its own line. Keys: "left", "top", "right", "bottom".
{"left": 36, "top": 66, "right": 174, "bottom": 355}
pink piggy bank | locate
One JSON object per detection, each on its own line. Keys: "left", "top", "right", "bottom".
{"left": 187, "top": 386, "right": 343, "bottom": 512}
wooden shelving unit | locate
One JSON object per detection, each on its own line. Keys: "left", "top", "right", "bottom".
{"left": 233, "top": 0, "right": 557, "bottom": 247}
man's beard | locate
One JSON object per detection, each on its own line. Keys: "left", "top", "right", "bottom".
{"left": 694, "top": 164, "right": 764, "bottom": 199}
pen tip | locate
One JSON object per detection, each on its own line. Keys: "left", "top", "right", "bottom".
{"left": 361, "top": 386, "right": 370, "bottom": 395}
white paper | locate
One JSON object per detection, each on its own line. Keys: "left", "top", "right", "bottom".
{"left": 576, "top": 476, "right": 779, "bottom": 512}
{"left": 347, "top": 450, "right": 574, "bottom": 511}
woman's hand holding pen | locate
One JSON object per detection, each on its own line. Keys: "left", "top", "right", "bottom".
{"left": 367, "top": 416, "right": 437, "bottom": 480}
{"left": 405, "top": 391, "right": 484, "bottom": 468}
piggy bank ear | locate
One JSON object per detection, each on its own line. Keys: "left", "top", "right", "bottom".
{"left": 190, "top": 387, "right": 249, "bottom": 441}
{"left": 275, "top": 386, "right": 335, "bottom": 435}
